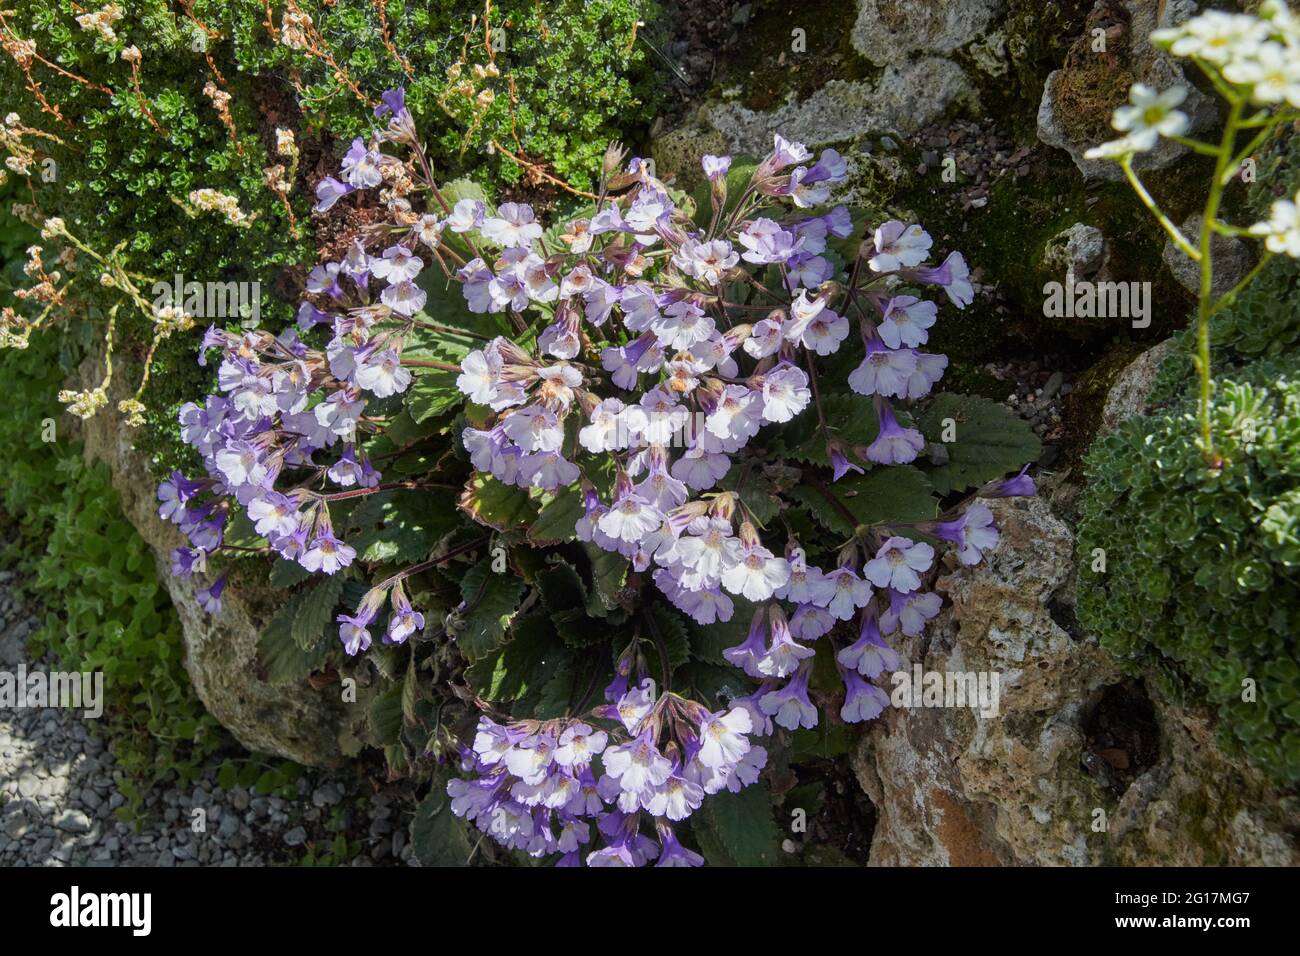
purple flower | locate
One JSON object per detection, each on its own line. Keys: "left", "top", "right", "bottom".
{"left": 912, "top": 250, "right": 974, "bottom": 308}
{"left": 738, "top": 218, "right": 803, "bottom": 265}
{"left": 821, "top": 562, "right": 873, "bottom": 620}
{"left": 837, "top": 606, "right": 901, "bottom": 678}
{"left": 789, "top": 602, "right": 836, "bottom": 640}
{"left": 869, "top": 221, "right": 932, "bottom": 272}
{"left": 157, "top": 471, "right": 204, "bottom": 523}
{"left": 374, "top": 87, "right": 417, "bottom": 142}
{"left": 385, "top": 584, "right": 425, "bottom": 644}
{"left": 983, "top": 464, "right": 1037, "bottom": 498}
{"left": 878, "top": 295, "right": 937, "bottom": 349}
{"left": 848, "top": 337, "right": 917, "bottom": 398}
{"left": 170, "top": 547, "right": 207, "bottom": 578}
{"left": 247, "top": 491, "right": 300, "bottom": 537}
{"left": 928, "top": 502, "right": 999, "bottom": 566}
{"left": 879, "top": 589, "right": 943, "bottom": 637}
{"left": 755, "top": 605, "right": 815, "bottom": 678}
{"left": 340, "top": 138, "right": 383, "bottom": 188}
{"left": 701, "top": 154, "right": 731, "bottom": 181}
{"left": 759, "top": 661, "right": 818, "bottom": 730}
{"left": 655, "top": 821, "right": 704, "bottom": 867}
{"left": 840, "top": 668, "right": 890, "bottom": 723}
{"left": 598, "top": 487, "right": 662, "bottom": 543}
{"left": 301, "top": 530, "right": 356, "bottom": 575}
{"left": 196, "top": 574, "right": 226, "bottom": 615}
{"left": 866, "top": 400, "right": 925, "bottom": 465}
{"left": 313, "top": 176, "right": 355, "bottom": 212}
{"left": 863, "top": 536, "right": 934, "bottom": 593}
{"left": 829, "top": 441, "right": 864, "bottom": 481}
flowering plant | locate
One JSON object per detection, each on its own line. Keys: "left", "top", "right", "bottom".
{"left": 1085, "top": 1, "right": 1300, "bottom": 465}
{"left": 157, "top": 87, "right": 1039, "bottom": 865}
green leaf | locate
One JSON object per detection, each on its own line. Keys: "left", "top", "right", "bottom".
{"left": 690, "top": 157, "right": 761, "bottom": 228}
{"left": 291, "top": 575, "right": 347, "bottom": 651}
{"left": 583, "top": 542, "right": 629, "bottom": 616}
{"left": 368, "top": 686, "right": 403, "bottom": 746}
{"left": 916, "top": 393, "right": 1041, "bottom": 494}
{"left": 458, "top": 559, "right": 526, "bottom": 660}
{"left": 466, "top": 612, "right": 556, "bottom": 702}
{"left": 527, "top": 485, "right": 584, "bottom": 546}
{"left": 692, "top": 781, "right": 782, "bottom": 867}
{"left": 403, "top": 325, "right": 477, "bottom": 422}
{"left": 268, "top": 558, "right": 312, "bottom": 589}
{"left": 459, "top": 474, "right": 538, "bottom": 532}
{"left": 718, "top": 470, "right": 782, "bottom": 526}
{"left": 647, "top": 603, "right": 692, "bottom": 670}
{"left": 411, "top": 787, "right": 473, "bottom": 867}
{"left": 790, "top": 467, "right": 936, "bottom": 538}
{"left": 538, "top": 559, "right": 596, "bottom": 646}
{"left": 781, "top": 393, "right": 881, "bottom": 466}
{"left": 689, "top": 598, "right": 759, "bottom": 666}
{"left": 791, "top": 722, "right": 853, "bottom": 761}
{"left": 258, "top": 592, "right": 333, "bottom": 685}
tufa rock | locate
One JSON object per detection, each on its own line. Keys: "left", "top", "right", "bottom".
{"left": 77, "top": 353, "right": 345, "bottom": 766}
{"left": 852, "top": 495, "right": 1297, "bottom": 865}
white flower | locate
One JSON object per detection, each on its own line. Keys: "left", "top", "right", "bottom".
{"left": 651, "top": 299, "right": 715, "bottom": 350}
{"left": 705, "top": 384, "right": 760, "bottom": 442}
{"left": 863, "top": 537, "right": 935, "bottom": 593}
{"left": 674, "top": 519, "right": 742, "bottom": 591}
{"left": 637, "top": 386, "right": 689, "bottom": 444}
{"left": 848, "top": 344, "right": 917, "bottom": 398}
{"left": 720, "top": 543, "right": 790, "bottom": 602}
{"left": 760, "top": 364, "right": 811, "bottom": 423}
{"left": 869, "top": 221, "right": 932, "bottom": 272}
{"left": 579, "top": 397, "right": 628, "bottom": 452}
{"left": 604, "top": 734, "right": 672, "bottom": 793}
{"left": 644, "top": 775, "right": 704, "bottom": 822}
{"left": 501, "top": 404, "right": 564, "bottom": 453}
{"left": 878, "top": 295, "right": 937, "bottom": 349}
{"left": 481, "top": 202, "right": 543, "bottom": 248}
{"left": 446, "top": 198, "right": 485, "bottom": 233}
{"left": 1223, "top": 41, "right": 1300, "bottom": 107}
{"left": 369, "top": 245, "right": 423, "bottom": 282}
{"left": 1154, "top": 11, "right": 1271, "bottom": 65}
{"left": 1249, "top": 190, "right": 1300, "bottom": 258}
{"left": 798, "top": 307, "right": 850, "bottom": 355}
{"left": 696, "top": 708, "right": 752, "bottom": 769}
{"left": 672, "top": 238, "right": 739, "bottom": 284}
{"left": 1110, "top": 83, "right": 1189, "bottom": 151}
{"left": 355, "top": 349, "right": 412, "bottom": 397}
{"left": 743, "top": 317, "right": 784, "bottom": 358}
{"left": 598, "top": 494, "right": 663, "bottom": 543}
{"left": 379, "top": 278, "right": 427, "bottom": 315}
{"left": 1083, "top": 136, "right": 1147, "bottom": 161}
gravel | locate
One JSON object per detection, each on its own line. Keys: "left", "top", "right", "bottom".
{"left": 0, "top": 574, "right": 420, "bottom": 867}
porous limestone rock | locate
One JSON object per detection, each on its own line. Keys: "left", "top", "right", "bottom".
{"left": 1036, "top": 0, "right": 1213, "bottom": 181}
{"left": 850, "top": 0, "right": 1004, "bottom": 65}
{"left": 1161, "top": 214, "right": 1253, "bottom": 298}
{"left": 1043, "top": 223, "right": 1108, "bottom": 278}
{"left": 852, "top": 496, "right": 1298, "bottom": 866}
{"left": 1098, "top": 338, "right": 1175, "bottom": 433}
{"left": 77, "top": 358, "right": 345, "bottom": 767}
{"left": 695, "top": 57, "right": 977, "bottom": 163}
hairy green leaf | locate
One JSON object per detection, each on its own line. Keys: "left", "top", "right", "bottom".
{"left": 916, "top": 393, "right": 1041, "bottom": 494}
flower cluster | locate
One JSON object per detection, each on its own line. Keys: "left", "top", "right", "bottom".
{"left": 441, "top": 126, "right": 996, "bottom": 728}
{"left": 448, "top": 664, "right": 764, "bottom": 867}
{"left": 1087, "top": 2, "right": 1300, "bottom": 161}
{"left": 155, "top": 99, "right": 453, "bottom": 644}
{"left": 1084, "top": 3, "right": 1300, "bottom": 465}
{"left": 158, "top": 87, "right": 1038, "bottom": 866}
